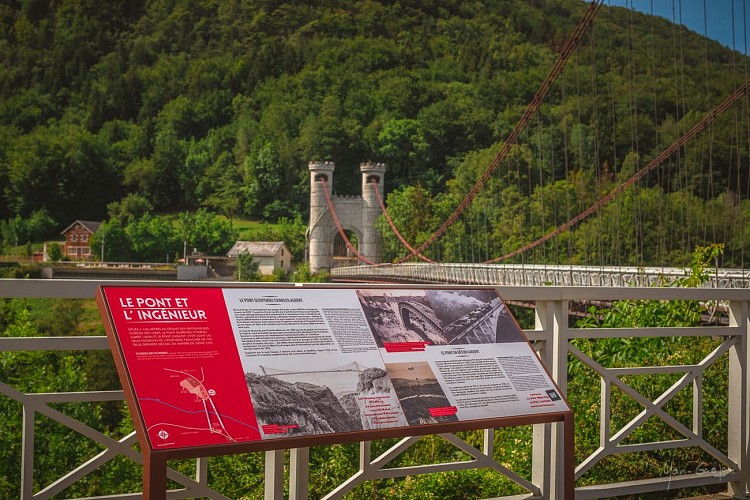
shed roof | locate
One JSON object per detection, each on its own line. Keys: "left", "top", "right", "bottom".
{"left": 227, "top": 241, "right": 287, "bottom": 257}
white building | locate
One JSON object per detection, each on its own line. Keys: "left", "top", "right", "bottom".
{"left": 227, "top": 241, "right": 292, "bottom": 275}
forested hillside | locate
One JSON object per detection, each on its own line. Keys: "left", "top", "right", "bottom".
{"left": 1, "top": 0, "right": 748, "bottom": 266}
{"left": 0, "top": 4, "right": 745, "bottom": 497}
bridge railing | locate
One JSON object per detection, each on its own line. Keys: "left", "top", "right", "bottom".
{"left": 331, "top": 262, "right": 750, "bottom": 288}
{"left": 1, "top": 279, "right": 748, "bottom": 499}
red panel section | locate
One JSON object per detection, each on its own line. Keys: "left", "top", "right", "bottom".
{"left": 428, "top": 406, "right": 458, "bottom": 417}
{"left": 104, "top": 287, "right": 261, "bottom": 449}
{"left": 382, "top": 342, "right": 431, "bottom": 352}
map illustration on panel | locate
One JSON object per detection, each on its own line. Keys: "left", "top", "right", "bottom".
{"left": 357, "top": 289, "right": 525, "bottom": 347}
{"left": 139, "top": 366, "right": 262, "bottom": 447}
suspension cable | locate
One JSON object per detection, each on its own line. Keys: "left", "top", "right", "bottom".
{"left": 485, "top": 79, "right": 750, "bottom": 264}
{"left": 384, "top": 0, "right": 605, "bottom": 263}
{"left": 372, "top": 181, "right": 434, "bottom": 263}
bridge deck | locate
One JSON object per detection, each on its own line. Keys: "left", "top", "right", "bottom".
{"left": 331, "top": 263, "right": 750, "bottom": 288}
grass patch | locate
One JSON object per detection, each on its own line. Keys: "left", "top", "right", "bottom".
{"left": 217, "top": 217, "right": 281, "bottom": 241}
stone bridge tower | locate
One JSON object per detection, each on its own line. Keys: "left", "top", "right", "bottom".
{"left": 307, "top": 161, "right": 386, "bottom": 273}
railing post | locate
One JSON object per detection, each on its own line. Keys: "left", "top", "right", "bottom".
{"left": 532, "top": 298, "right": 569, "bottom": 500}
{"left": 728, "top": 300, "right": 750, "bottom": 498}
{"left": 289, "top": 447, "right": 309, "bottom": 500}
{"left": 196, "top": 457, "right": 208, "bottom": 486}
{"left": 21, "top": 407, "right": 34, "bottom": 500}
{"left": 264, "top": 450, "right": 285, "bottom": 500}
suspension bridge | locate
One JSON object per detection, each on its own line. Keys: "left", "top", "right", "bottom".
{"left": 308, "top": 0, "right": 750, "bottom": 289}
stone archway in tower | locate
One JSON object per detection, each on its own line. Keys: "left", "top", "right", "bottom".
{"left": 332, "top": 228, "right": 360, "bottom": 268}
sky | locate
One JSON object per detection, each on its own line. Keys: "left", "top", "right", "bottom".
{"left": 604, "top": 0, "right": 750, "bottom": 54}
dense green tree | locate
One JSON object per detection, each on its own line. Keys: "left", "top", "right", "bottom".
{"left": 106, "top": 193, "right": 153, "bottom": 223}
{"left": 243, "top": 141, "right": 287, "bottom": 220}
{"left": 250, "top": 215, "right": 307, "bottom": 262}
{"left": 377, "top": 118, "right": 430, "bottom": 188}
{"left": 90, "top": 219, "right": 131, "bottom": 262}
{"left": 125, "top": 213, "right": 179, "bottom": 262}
{"left": 176, "top": 209, "right": 237, "bottom": 256}
{"left": 0, "top": 209, "right": 56, "bottom": 250}
{"left": 47, "top": 242, "right": 63, "bottom": 262}
{"left": 0, "top": 126, "right": 18, "bottom": 220}
{"left": 88, "top": 210, "right": 236, "bottom": 262}
{"left": 96, "top": 120, "right": 149, "bottom": 177}
{"left": 235, "top": 251, "right": 260, "bottom": 281}
{"left": 24, "top": 208, "right": 56, "bottom": 241}
{"left": 377, "top": 184, "right": 437, "bottom": 262}
{"left": 5, "top": 123, "right": 118, "bottom": 223}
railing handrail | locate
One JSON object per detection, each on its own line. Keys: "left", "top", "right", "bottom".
{"left": 2, "top": 277, "right": 749, "bottom": 300}
{"left": 330, "top": 262, "right": 750, "bottom": 288}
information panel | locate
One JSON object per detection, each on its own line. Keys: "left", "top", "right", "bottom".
{"left": 99, "top": 286, "right": 570, "bottom": 452}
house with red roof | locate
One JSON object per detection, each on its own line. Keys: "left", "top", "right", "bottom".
{"left": 61, "top": 220, "right": 101, "bottom": 260}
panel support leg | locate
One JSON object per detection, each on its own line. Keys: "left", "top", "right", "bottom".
{"left": 143, "top": 451, "right": 167, "bottom": 500}
{"left": 533, "top": 299, "right": 570, "bottom": 499}
{"left": 728, "top": 301, "right": 750, "bottom": 498}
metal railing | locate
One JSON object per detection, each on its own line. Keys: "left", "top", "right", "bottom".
{"left": 331, "top": 263, "right": 750, "bottom": 288}
{"left": 1, "top": 279, "right": 748, "bottom": 499}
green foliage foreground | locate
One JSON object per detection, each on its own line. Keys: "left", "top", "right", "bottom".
{"left": 570, "top": 244, "right": 729, "bottom": 493}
